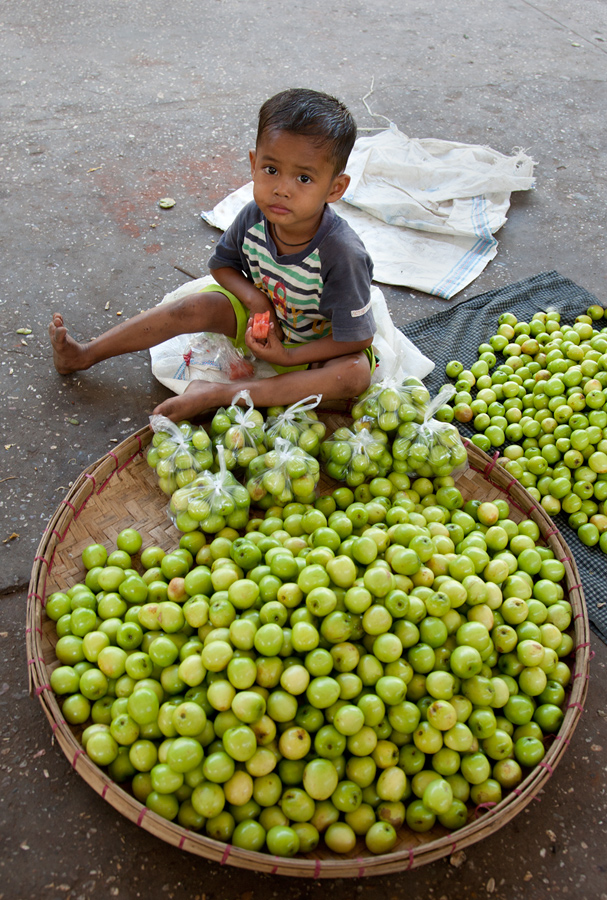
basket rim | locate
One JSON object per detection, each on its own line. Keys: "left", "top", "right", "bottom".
{"left": 27, "top": 425, "right": 591, "bottom": 877}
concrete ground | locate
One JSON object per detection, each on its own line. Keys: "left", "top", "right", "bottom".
{"left": 1, "top": 0, "right": 607, "bottom": 897}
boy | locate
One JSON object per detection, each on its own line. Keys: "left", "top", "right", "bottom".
{"left": 49, "top": 88, "right": 376, "bottom": 421}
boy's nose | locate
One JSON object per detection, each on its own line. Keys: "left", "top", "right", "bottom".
{"left": 273, "top": 179, "right": 290, "bottom": 197}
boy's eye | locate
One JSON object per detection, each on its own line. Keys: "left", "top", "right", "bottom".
{"left": 264, "top": 166, "right": 278, "bottom": 176}
{"left": 298, "top": 174, "right": 312, "bottom": 184}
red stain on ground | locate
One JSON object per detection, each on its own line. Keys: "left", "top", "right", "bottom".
{"left": 91, "top": 150, "right": 244, "bottom": 239}
{"left": 129, "top": 52, "right": 170, "bottom": 67}
{"left": 94, "top": 168, "right": 142, "bottom": 238}
{"left": 145, "top": 243, "right": 162, "bottom": 254}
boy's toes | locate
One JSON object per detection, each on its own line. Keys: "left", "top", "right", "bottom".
{"left": 49, "top": 314, "right": 65, "bottom": 342}
{"left": 49, "top": 322, "right": 66, "bottom": 346}
{"left": 152, "top": 396, "right": 184, "bottom": 421}
{"left": 49, "top": 313, "right": 65, "bottom": 335}
{"left": 153, "top": 382, "right": 223, "bottom": 422}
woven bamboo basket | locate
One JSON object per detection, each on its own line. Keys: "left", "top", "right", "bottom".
{"left": 27, "top": 413, "right": 591, "bottom": 878}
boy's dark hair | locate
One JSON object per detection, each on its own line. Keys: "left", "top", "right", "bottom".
{"left": 257, "top": 88, "right": 357, "bottom": 175}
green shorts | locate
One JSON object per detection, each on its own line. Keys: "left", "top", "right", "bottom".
{"left": 200, "top": 283, "right": 376, "bottom": 374}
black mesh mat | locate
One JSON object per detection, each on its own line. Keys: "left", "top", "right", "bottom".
{"left": 400, "top": 270, "right": 607, "bottom": 643}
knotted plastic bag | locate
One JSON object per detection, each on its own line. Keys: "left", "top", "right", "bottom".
{"left": 351, "top": 375, "right": 431, "bottom": 433}
{"left": 147, "top": 416, "right": 214, "bottom": 496}
{"left": 154, "top": 331, "right": 255, "bottom": 388}
{"left": 391, "top": 385, "right": 468, "bottom": 477}
{"left": 320, "top": 425, "right": 393, "bottom": 487}
{"left": 210, "top": 390, "right": 266, "bottom": 471}
{"left": 246, "top": 437, "right": 320, "bottom": 509}
{"left": 169, "top": 445, "right": 251, "bottom": 533}
{"left": 265, "top": 394, "right": 327, "bottom": 456}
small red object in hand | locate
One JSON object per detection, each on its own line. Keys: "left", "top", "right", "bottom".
{"left": 251, "top": 311, "right": 271, "bottom": 341}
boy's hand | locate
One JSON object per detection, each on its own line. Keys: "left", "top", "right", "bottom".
{"left": 210, "top": 266, "right": 285, "bottom": 341}
{"left": 245, "top": 320, "right": 290, "bottom": 366}
{"left": 252, "top": 304, "right": 284, "bottom": 342}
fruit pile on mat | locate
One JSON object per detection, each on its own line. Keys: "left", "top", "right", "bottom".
{"left": 443, "top": 305, "right": 607, "bottom": 551}
{"left": 44, "top": 384, "right": 575, "bottom": 859}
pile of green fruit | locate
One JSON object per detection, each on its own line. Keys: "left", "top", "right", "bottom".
{"left": 444, "top": 305, "right": 607, "bottom": 549}
{"left": 46, "top": 474, "right": 574, "bottom": 860}
{"left": 147, "top": 419, "right": 214, "bottom": 496}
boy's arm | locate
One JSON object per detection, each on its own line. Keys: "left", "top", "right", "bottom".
{"left": 210, "top": 266, "right": 285, "bottom": 339}
{"left": 246, "top": 323, "right": 372, "bottom": 367}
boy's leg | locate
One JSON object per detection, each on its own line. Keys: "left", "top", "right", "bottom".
{"left": 49, "top": 291, "right": 237, "bottom": 374}
{"left": 154, "top": 350, "right": 372, "bottom": 420}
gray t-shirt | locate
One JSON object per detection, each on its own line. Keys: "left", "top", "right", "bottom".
{"left": 207, "top": 201, "right": 375, "bottom": 344}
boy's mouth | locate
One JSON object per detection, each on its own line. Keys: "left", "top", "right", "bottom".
{"left": 268, "top": 204, "right": 291, "bottom": 215}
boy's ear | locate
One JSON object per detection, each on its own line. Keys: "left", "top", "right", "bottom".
{"left": 249, "top": 149, "right": 257, "bottom": 176}
{"left": 326, "top": 172, "right": 350, "bottom": 204}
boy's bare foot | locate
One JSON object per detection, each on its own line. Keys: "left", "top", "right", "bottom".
{"left": 153, "top": 381, "right": 231, "bottom": 422}
{"left": 49, "top": 314, "right": 91, "bottom": 374}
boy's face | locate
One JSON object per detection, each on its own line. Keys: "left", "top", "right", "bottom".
{"left": 249, "top": 129, "right": 350, "bottom": 238}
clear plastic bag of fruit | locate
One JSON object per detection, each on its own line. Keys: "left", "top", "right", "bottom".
{"left": 351, "top": 375, "right": 431, "bottom": 433}
{"left": 169, "top": 445, "right": 251, "bottom": 533}
{"left": 391, "top": 384, "right": 468, "bottom": 477}
{"left": 146, "top": 416, "right": 214, "bottom": 496}
{"left": 183, "top": 332, "right": 255, "bottom": 382}
{"left": 246, "top": 437, "right": 320, "bottom": 508}
{"left": 320, "top": 424, "right": 393, "bottom": 487}
{"left": 264, "top": 394, "right": 327, "bottom": 456}
{"left": 210, "top": 390, "right": 267, "bottom": 471}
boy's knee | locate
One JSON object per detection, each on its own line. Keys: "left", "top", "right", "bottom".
{"left": 171, "top": 291, "right": 235, "bottom": 334}
{"left": 334, "top": 353, "right": 372, "bottom": 398}
{"left": 170, "top": 293, "right": 201, "bottom": 320}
